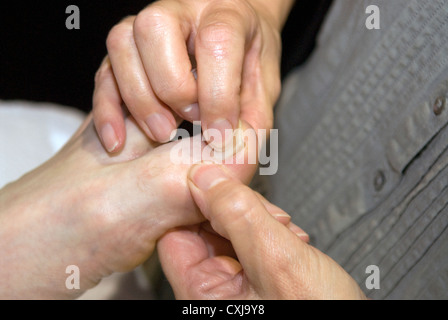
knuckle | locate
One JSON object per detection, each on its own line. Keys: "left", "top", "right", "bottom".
{"left": 134, "top": 5, "right": 173, "bottom": 37}
{"left": 107, "top": 81, "right": 151, "bottom": 115}
{"left": 155, "top": 73, "right": 193, "bottom": 105}
{"left": 94, "top": 59, "right": 111, "bottom": 85}
{"left": 120, "top": 86, "right": 152, "bottom": 112}
{"left": 210, "top": 184, "right": 257, "bottom": 223}
{"left": 209, "top": 0, "right": 247, "bottom": 20}
{"left": 198, "top": 22, "right": 237, "bottom": 55}
{"left": 123, "top": 82, "right": 151, "bottom": 101}
{"left": 106, "top": 22, "right": 133, "bottom": 52}
{"left": 198, "top": 1, "right": 250, "bottom": 50}
{"left": 230, "top": 190, "right": 258, "bottom": 218}
{"left": 205, "top": 86, "right": 239, "bottom": 115}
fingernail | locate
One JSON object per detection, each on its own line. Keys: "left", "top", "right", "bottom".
{"left": 288, "top": 222, "right": 310, "bottom": 241}
{"left": 101, "top": 123, "right": 119, "bottom": 153}
{"left": 272, "top": 212, "right": 291, "bottom": 225}
{"left": 182, "top": 103, "right": 200, "bottom": 121}
{"left": 145, "top": 113, "right": 176, "bottom": 143}
{"left": 211, "top": 120, "right": 245, "bottom": 161}
{"left": 204, "top": 118, "right": 235, "bottom": 151}
{"left": 189, "top": 163, "right": 229, "bottom": 191}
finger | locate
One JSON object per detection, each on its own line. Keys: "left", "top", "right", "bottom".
{"left": 238, "top": 30, "right": 281, "bottom": 133}
{"left": 92, "top": 57, "right": 126, "bottom": 153}
{"left": 106, "top": 16, "right": 177, "bottom": 143}
{"left": 158, "top": 227, "right": 242, "bottom": 299}
{"left": 157, "top": 226, "right": 208, "bottom": 298}
{"left": 254, "top": 192, "right": 309, "bottom": 242}
{"left": 201, "top": 190, "right": 310, "bottom": 243}
{"left": 196, "top": 4, "right": 253, "bottom": 150}
{"left": 133, "top": 3, "right": 199, "bottom": 121}
{"left": 199, "top": 222, "right": 237, "bottom": 259}
{"left": 254, "top": 192, "right": 290, "bottom": 224}
{"left": 187, "top": 163, "right": 310, "bottom": 291}
{"left": 204, "top": 196, "right": 310, "bottom": 243}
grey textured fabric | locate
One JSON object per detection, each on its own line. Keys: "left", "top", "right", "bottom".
{"left": 265, "top": 0, "right": 448, "bottom": 299}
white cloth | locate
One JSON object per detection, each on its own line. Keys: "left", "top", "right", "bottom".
{"left": 0, "top": 100, "right": 85, "bottom": 188}
{"left": 0, "top": 100, "right": 157, "bottom": 299}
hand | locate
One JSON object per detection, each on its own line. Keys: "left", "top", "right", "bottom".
{"left": 0, "top": 114, "right": 257, "bottom": 299}
{"left": 92, "top": 0, "right": 291, "bottom": 152}
{"left": 158, "top": 164, "right": 367, "bottom": 300}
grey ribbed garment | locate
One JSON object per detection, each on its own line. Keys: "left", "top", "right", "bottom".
{"left": 260, "top": 0, "right": 448, "bottom": 299}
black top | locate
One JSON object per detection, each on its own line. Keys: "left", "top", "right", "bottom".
{"left": 0, "top": 0, "right": 332, "bottom": 114}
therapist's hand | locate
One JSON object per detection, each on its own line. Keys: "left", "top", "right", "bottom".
{"left": 0, "top": 115, "right": 257, "bottom": 299}
{"left": 92, "top": 0, "right": 293, "bottom": 152}
{"left": 158, "top": 164, "right": 367, "bottom": 300}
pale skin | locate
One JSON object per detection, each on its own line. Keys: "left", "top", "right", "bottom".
{"left": 0, "top": 114, "right": 366, "bottom": 299}
{"left": 90, "top": 0, "right": 366, "bottom": 298}
{"left": 0, "top": 114, "right": 260, "bottom": 299}
{"left": 160, "top": 164, "right": 367, "bottom": 300}
{"left": 0, "top": 0, "right": 367, "bottom": 299}
{"left": 92, "top": 0, "right": 294, "bottom": 152}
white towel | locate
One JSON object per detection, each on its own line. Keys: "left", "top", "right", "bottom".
{"left": 0, "top": 100, "right": 85, "bottom": 188}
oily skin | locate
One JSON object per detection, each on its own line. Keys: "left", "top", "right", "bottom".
{"left": 92, "top": 0, "right": 293, "bottom": 151}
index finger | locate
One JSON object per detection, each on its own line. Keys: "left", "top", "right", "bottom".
{"left": 133, "top": 2, "right": 198, "bottom": 120}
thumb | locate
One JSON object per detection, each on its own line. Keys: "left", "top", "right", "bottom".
{"left": 187, "top": 163, "right": 309, "bottom": 294}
